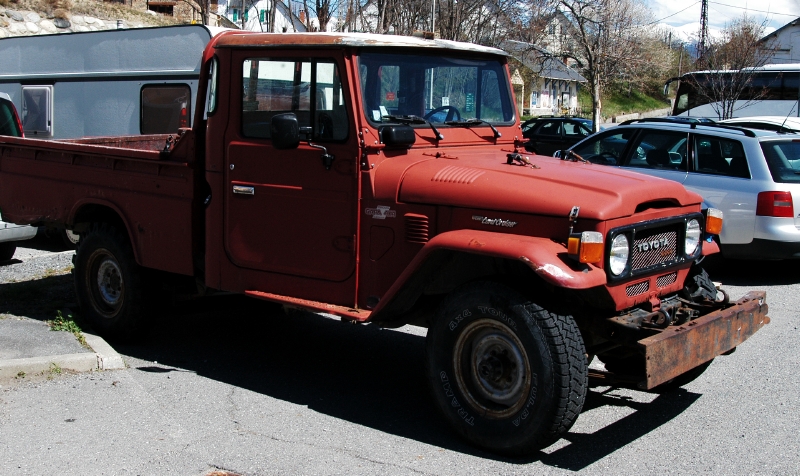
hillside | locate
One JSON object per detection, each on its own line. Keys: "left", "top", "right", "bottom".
{"left": 0, "top": 0, "right": 179, "bottom": 38}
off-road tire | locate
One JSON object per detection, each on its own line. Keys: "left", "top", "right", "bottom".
{"left": 73, "top": 223, "right": 148, "bottom": 341}
{"left": 426, "top": 281, "right": 588, "bottom": 455}
{"left": 0, "top": 242, "right": 16, "bottom": 261}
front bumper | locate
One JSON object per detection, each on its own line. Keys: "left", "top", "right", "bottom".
{"left": 640, "top": 291, "right": 769, "bottom": 389}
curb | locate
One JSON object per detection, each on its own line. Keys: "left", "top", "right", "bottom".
{"left": 0, "top": 332, "right": 125, "bottom": 379}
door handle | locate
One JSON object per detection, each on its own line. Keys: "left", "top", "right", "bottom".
{"left": 232, "top": 185, "right": 255, "bottom": 195}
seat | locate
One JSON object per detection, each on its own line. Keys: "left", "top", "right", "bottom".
{"left": 645, "top": 149, "right": 674, "bottom": 169}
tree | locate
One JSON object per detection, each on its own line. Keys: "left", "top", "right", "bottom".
{"left": 551, "top": 0, "right": 653, "bottom": 130}
{"left": 686, "top": 14, "right": 776, "bottom": 119}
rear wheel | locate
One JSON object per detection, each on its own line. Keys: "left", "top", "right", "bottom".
{"left": 426, "top": 282, "right": 587, "bottom": 455}
{"left": 74, "top": 223, "right": 148, "bottom": 341}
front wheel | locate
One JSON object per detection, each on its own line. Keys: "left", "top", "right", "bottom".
{"left": 73, "top": 223, "right": 148, "bottom": 341}
{"left": 426, "top": 282, "right": 588, "bottom": 455}
{"left": 0, "top": 242, "right": 16, "bottom": 261}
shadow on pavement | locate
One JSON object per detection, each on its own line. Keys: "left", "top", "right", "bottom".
{"left": 107, "top": 294, "right": 700, "bottom": 466}
{"left": 702, "top": 255, "right": 800, "bottom": 287}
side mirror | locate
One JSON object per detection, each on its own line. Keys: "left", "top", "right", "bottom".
{"left": 271, "top": 113, "right": 300, "bottom": 150}
{"left": 379, "top": 125, "right": 416, "bottom": 147}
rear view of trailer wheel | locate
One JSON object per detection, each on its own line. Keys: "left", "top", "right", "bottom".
{"left": 74, "top": 223, "right": 148, "bottom": 341}
{"left": 426, "top": 281, "right": 588, "bottom": 455}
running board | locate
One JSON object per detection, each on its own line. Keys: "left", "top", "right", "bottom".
{"left": 245, "top": 290, "right": 372, "bottom": 322}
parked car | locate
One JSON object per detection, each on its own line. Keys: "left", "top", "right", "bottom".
{"left": 0, "top": 92, "right": 37, "bottom": 260}
{"left": 719, "top": 116, "right": 800, "bottom": 133}
{"left": 520, "top": 116, "right": 592, "bottom": 155}
{"left": 563, "top": 117, "right": 800, "bottom": 259}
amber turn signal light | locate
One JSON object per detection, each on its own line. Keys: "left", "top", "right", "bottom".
{"left": 568, "top": 231, "right": 603, "bottom": 264}
{"left": 705, "top": 208, "right": 723, "bottom": 235}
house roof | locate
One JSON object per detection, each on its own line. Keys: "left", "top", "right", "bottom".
{"left": 759, "top": 17, "right": 800, "bottom": 43}
{"left": 502, "top": 40, "right": 586, "bottom": 82}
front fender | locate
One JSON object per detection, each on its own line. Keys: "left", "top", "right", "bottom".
{"left": 369, "top": 229, "right": 608, "bottom": 321}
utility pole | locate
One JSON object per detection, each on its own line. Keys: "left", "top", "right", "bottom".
{"left": 698, "top": 0, "right": 708, "bottom": 60}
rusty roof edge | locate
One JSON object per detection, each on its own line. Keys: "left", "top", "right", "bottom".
{"left": 213, "top": 32, "right": 508, "bottom": 56}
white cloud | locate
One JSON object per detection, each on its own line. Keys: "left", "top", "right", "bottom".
{"left": 647, "top": 0, "right": 797, "bottom": 38}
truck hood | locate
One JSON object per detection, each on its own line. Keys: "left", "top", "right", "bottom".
{"left": 382, "top": 154, "right": 701, "bottom": 220}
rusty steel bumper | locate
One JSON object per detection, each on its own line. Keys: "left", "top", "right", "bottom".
{"left": 640, "top": 291, "right": 769, "bottom": 389}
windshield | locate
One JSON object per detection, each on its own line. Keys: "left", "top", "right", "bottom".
{"left": 358, "top": 52, "right": 514, "bottom": 125}
{"left": 761, "top": 140, "right": 800, "bottom": 183}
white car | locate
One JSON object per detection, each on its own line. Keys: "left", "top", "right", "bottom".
{"left": 0, "top": 92, "right": 37, "bottom": 261}
{"left": 720, "top": 116, "right": 800, "bottom": 133}
{"left": 565, "top": 118, "right": 800, "bottom": 259}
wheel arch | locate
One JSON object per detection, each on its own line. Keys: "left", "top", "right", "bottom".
{"left": 70, "top": 200, "right": 137, "bottom": 261}
{"left": 368, "top": 230, "right": 608, "bottom": 326}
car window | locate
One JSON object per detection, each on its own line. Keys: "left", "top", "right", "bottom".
{"left": 536, "top": 120, "right": 562, "bottom": 137}
{"left": 624, "top": 130, "right": 688, "bottom": 170}
{"left": 571, "top": 128, "right": 638, "bottom": 165}
{"left": 760, "top": 141, "right": 800, "bottom": 183}
{"left": 693, "top": 135, "right": 749, "bottom": 178}
{"left": 521, "top": 120, "right": 538, "bottom": 134}
{"left": 563, "top": 122, "right": 589, "bottom": 139}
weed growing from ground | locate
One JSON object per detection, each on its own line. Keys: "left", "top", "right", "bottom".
{"left": 48, "top": 310, "right": 87, "bottom": 347}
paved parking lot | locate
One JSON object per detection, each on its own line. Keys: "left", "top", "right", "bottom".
{"left": 0, "top": 242, "right": 797, "bottom": 475}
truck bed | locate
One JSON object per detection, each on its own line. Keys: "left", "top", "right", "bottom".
{"left": 0, "top": 133, "right": 198, "bottom": 276}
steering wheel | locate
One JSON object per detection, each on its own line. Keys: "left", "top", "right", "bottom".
{"left": 424, "top": 106, "right": 462, "bottom": 122}
{"left": 589, "top": 151, "right": 618, "bottom": 164}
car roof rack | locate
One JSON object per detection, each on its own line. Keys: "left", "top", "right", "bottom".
{"left": 618, "top": 117, "right": 757, "bottom": 137}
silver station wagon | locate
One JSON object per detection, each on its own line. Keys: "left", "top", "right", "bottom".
{"left": 563, "top": 118, "right": 800, "bottom": 260}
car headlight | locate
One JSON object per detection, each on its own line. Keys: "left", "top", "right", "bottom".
{"left": 609, "top": 234, "right": 629, "bottom": 276}
{"left": 685, "top": 218, "right": 701, "bottom": 256}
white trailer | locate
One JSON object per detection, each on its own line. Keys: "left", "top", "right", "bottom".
{"left": 0, "top": 25, "right": 226, "bottom": 139}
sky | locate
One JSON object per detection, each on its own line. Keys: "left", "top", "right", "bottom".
{"left": 646, "top": 0, "right": 799, "bottom": 42}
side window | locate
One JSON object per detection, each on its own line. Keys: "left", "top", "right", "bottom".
{"left": 571, "top": 129, "right": 637, "bottom": 165}
{"left": 624, "top": 130, "right": 688, "bottom": 170}
{"left": 242, "top": 58, "right": 347, "bottom": 141}
{"left": 536, "top": 120, "right": 562, "bottom": 137}
{"left": 0, "top": 98, "right": 22, "bottom": 137}
{"left": 693, "top": 135, "right": 749, "bottom": 178}
{"left": 21, "top": 85, "right": 53, "bottom": 137}
{"left": 141, "top": 85, "right": 192, "bottom": 134}
{"left": 563, "top": 122, "right": 588, "bottom": 138}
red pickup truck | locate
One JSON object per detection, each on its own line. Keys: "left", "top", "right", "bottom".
{"left": 0, "top": 31, "right": 769, "bottom": 455}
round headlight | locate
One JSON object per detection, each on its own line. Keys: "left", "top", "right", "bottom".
{"left": 685, "top": 218, "right": 701, "bottom": 256}
{"left": 609, "top": 234, "right": 629, "bottom": 276}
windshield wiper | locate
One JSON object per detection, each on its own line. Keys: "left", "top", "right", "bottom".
{"left": 445, "top": 119, "right": 501, "bottom": 139}
{"left": 382, "top": 115, "right": 444, "bottom": 141}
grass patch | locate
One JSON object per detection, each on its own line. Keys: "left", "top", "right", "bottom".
{"left": 48, "top": 310, "right": 87, "bottom": 347}
{"left": 578, "top": 88, "right": 670, "bottom": 121}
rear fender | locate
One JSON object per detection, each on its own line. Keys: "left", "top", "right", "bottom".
{"left": 368, "top": 229, "right": 608, "bottom": 322}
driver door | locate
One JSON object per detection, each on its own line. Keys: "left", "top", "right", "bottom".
{"left": 224, "top": 53, "right": 357, "bottom": 283}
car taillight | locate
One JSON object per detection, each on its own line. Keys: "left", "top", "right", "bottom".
{"left": 756, "top": 191, "right": 794, "bottom": 217}
{"left": 11, "top": 102, "right": 23, "bottom": 137}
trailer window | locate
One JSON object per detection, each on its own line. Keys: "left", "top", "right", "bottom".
{"left": 21, "top": 86, "right": 53, "bottom": 137}
{"left": 241, "top": 58, "right": 348, "bottom": 141}
{"left": 141, "top": 85, "right": 191, "bottom": 134}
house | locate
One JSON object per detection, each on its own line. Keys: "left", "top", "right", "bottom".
{"left": 503, "top": 40, "right": 586, "bottom": 116}
{"left": 758, "top": 17, "right": 800, "bottom": 64}
{"left": 215, "top": 0, "right": 308, "bottom": 32}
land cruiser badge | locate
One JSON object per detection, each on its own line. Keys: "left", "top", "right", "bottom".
{"left": 472, "top": 215, "right": 517, "bottom": 228}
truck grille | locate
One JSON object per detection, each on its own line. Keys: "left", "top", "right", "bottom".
{"left": 631, "top": 229, "right": 677, "bottom": 271}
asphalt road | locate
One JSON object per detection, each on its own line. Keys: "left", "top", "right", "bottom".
{"left": 1, "top": 241, "right": 797, "bottom": 475}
